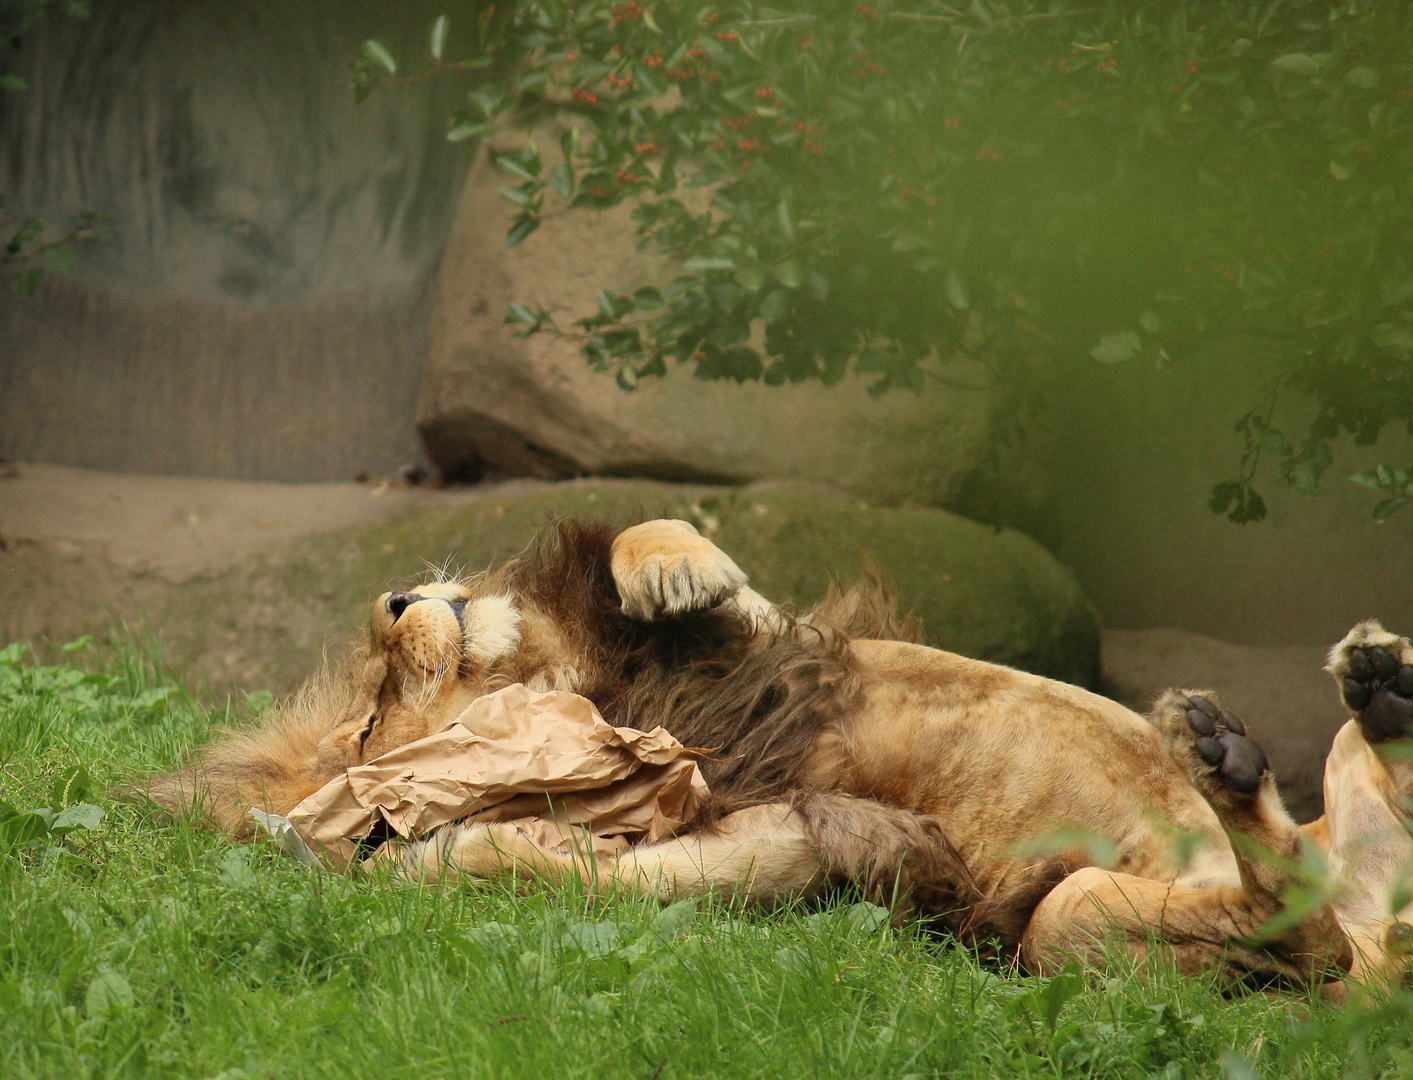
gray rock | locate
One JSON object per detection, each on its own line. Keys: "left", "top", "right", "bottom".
{"left": 0, "top": 0, "right": 468, "bottom": 482}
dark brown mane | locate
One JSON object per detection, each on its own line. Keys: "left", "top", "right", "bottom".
{"left": 504, "top": 520, "right": 862, "bottom": 807}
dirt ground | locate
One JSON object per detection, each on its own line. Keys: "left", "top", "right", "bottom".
{"left": 0, "top": 461, "right": 1349, "bottom": 820}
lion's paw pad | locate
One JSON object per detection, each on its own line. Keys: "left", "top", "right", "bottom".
{"left": 1340, "top": 644, "right": 1413, "bottom": 743}
{"left": 1159, "top": 691, "right": 1268, "bottom": 797}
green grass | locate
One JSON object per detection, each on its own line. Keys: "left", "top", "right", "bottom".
{"left": 4, "top": 640, "right": 1413, "bottom": 1079}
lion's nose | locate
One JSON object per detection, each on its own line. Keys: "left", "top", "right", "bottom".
{"left": 386, "top": 592, "right": 420, "bottom": 622}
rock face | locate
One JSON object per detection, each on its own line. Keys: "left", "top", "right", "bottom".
{"left": 419, "top": 138, "right": 1024, "bottom": 512}
{"left": 0, "top": 0, "right": 469, "bottom": 481}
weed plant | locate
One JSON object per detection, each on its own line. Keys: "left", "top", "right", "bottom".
{"left": 3, "top": 639, "right": 1413, "bottom": 1079}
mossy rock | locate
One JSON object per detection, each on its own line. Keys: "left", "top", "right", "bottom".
{"left": 299, "top": 479, "right": 1099, "bottom": 688}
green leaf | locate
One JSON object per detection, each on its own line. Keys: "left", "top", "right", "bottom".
{"left": 429, "top": 15, "right": 449, "bottom": 61}
{"left": 496, "top": 155, "right": 538, "bottom": 182}
{"left": 632, "top": 287, "right": 664, "bottom": 312}
{"left": 547, "top": 162, "right": 575, "bottom": 200}
{"left": 734, "top": 264, "right": 766, "bottom": 291}
{"left": 1138, "top": 310, "right": 1163, "bottom": 333}
{"left": 446, "top": 119, "right": 488, "bottom": 143}
{"left": 505, "top": 303, "right": 538, "bottom": 325}
{"left": 777, "top": 199, "right": 795, "bottom": 241}
{"left": 943, "top": 269, "right": 969, "bottom": 311}
{"left": 758, "top": 289, "right": 789, "bottom": 322}
{"left": 596, "top": 289, "right": 634, "bottom": 319}
{"left": 1345, "top": 66, "right": 1380, "bottom": 89}
{"left": 85, "top": 969, "right": 134, "bottom": 1019}
{"left": 1091, "top": 330, "right": 1142, "bottom": 364}
{"left": 61, "top": 635, "right": 92, "bottom": 653}
{"left": 51, "top": 804, "right": 104, "bottom": 833}
{"left": 843, "top": 902, "right": 889, "bottom": 934}
{"left": 362, "top": 39, "right": 397, "bottom": 75}
{"left": 499, "top": 185, "right": 535, "bottom": 207}
{"left": 891, "top": 233, "right": 932, "bottom": 252}
{"left": 1269, "top": 53, "right": 1319, "bottom": 76}
{"left": 218, "top": 848, "right": 258, "bottom": 888}
{"left": 652, "top": 898, "right": 699, "bottom": 942}
{"left": 772, "top": 259, "right": 802, "bottom": 288}
{"left": 1220, "top": 1052, "right": 1259, "bottom": 1080}
{"left": 1374, "top": 498, "right": 1408, "bottom": 524}
{"left": 505, "top": 214, "right": 540, "bottom": 249}
{"left": 1026, "top": 962, "right": 1081, "bottom": 1032}
{"left": 560, "top": 126, "right": 581, "bottom": 163}
{"left": 1, "top": 809, "right": 53, "bottom": 846}
{"left": 684, "top": 256, "right": 736, "bottom": 273}
{"left": 1329, "top": 159, "right": 1353, "bottom": 182}
{"left": 11, "top": 266, "right": 43, "bottom": 295}
{"left": 468, "top": 87, "right": 505, "bottom": 119}
{"left": 616, "top": 365, "right": 639, "bottom": 390}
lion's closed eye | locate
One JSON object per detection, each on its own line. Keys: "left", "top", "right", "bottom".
{"left": 358, "top": 713, "right": 378, "bottom": 749}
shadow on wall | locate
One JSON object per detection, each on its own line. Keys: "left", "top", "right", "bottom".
{"left": 1051, "top": 339, "right": 1413, "bottom": 647}
{"left": 0, "top": 0, "right": 471, "bottom": 481}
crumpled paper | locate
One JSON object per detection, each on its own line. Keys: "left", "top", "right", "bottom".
{"left": 252, "top": 683, "right": 708, "bottom": 871}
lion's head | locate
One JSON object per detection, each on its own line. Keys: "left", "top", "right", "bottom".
{"left": 313, "top": 576, "right": 578, "bottom": 779}
{"left": 146, "top": 524, "right": 626, "bottom": 829}
{"left": 145, "top": 518, "right": 889, "bottom": 833}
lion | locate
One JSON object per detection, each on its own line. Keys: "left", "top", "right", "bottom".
{"left": 148, "top": 517, "right": 1413, "bottom": 993}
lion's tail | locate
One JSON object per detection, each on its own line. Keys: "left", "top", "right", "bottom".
{"left": 787, "top": 792, "right": 1075, "bottom": 956}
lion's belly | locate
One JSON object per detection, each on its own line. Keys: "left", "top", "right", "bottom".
{"left": 803, "top": 640, "right": 1234, "bottom": 887}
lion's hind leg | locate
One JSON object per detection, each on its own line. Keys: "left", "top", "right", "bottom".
{"left": 1022, "top": 691, "right": 1351, "bottom": 989}
{"left": 1154, "top": 690, "right": 1301, "bottom": 897}
{"left": 1320, "top": 622, "right": 1413, "bottom": 983}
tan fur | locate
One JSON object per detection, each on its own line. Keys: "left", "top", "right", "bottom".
{"left": 141, "top": 522, "right": 1413, "bottom": 992}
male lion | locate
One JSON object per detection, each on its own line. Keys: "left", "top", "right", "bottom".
{"left": 151, "top": 518, "right": 1413, "bottom": 992}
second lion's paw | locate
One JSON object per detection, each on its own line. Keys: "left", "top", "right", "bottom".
{"left": 1328, "top": 621, "right": 1413, "bottom": 743}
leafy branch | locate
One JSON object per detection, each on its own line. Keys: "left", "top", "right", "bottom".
{"left": 361, "top": 0, "right": 1413, "bottom": 523}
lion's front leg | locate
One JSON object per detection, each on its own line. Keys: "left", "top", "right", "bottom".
{"left": 610, "top": 519, "right": 779, "bottom": 629}
{"left": 394, "top": 806, "right": 829, "bottom": 903}
{"left": 395, "top": 822, "right": 589, "bottom": 886}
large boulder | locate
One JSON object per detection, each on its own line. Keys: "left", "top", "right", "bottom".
{"left": 1, "top": 474, "right": 1099, "bottom": 693}
{"left": 272, "top": 479, "right": 1101, "bottom": 690}
{"left": 419, "top": 136, "right": 1038, "bottom": 515}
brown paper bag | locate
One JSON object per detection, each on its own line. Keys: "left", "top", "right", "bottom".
{"left": 271, "top": 683, "right": 708, "bottom": 870}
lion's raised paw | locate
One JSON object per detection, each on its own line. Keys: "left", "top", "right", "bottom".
{"left": 611, "top": 519, "right": 748, "bottom": 620}
{"left": 1328, "top": 621, "right": 1413, "bottom": 743}
{"left": 1154, "top": 689, "right": 1269, "bottom": 801}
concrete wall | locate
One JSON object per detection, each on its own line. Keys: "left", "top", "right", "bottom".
{"left": 0, "top": 0, "right": 470, "bottom": 480}
{"left": 1050, "top": 342, "right": 1413, "bottom": 647}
